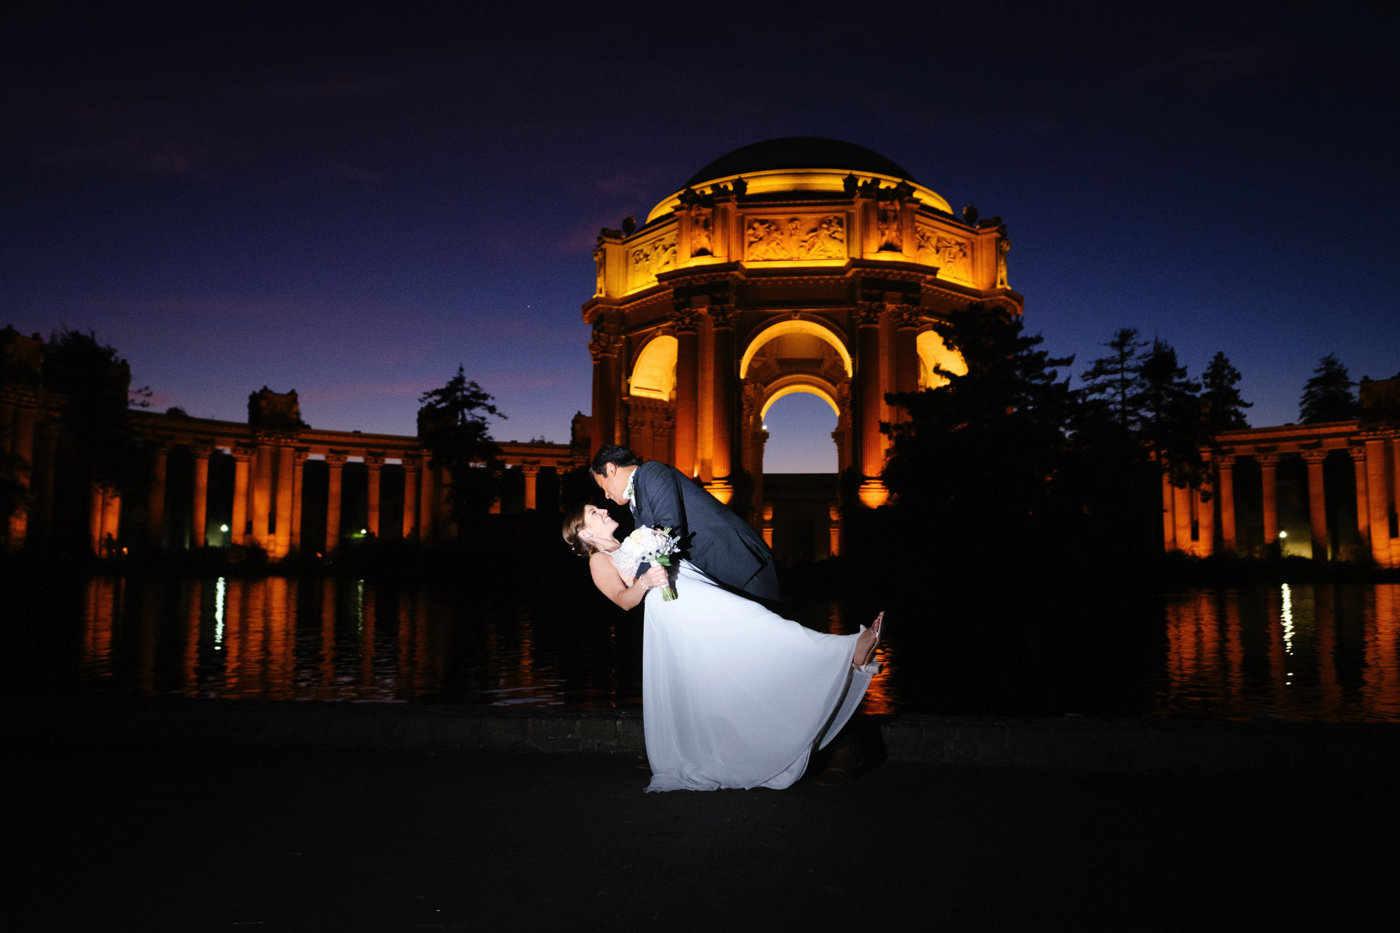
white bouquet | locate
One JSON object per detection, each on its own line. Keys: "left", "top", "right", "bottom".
{"left": 627, "top": 525, "right": 680, "bottom": 601}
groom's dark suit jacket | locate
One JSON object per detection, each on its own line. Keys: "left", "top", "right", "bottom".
{"left": 630, "top": 460, "right": 781, "bottom": 607}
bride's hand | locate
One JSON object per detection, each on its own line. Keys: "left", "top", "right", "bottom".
{"left": 639, "top": 564, "right": 668, "bottom": 589}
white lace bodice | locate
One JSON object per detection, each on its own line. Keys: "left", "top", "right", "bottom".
{"left": 607, "top": 534, "right": 649, "bottom": 582}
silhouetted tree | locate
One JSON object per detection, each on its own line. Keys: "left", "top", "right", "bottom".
{"left": 1200, "top": 351, "right": 1251, "bottom": 432}
{"left": 1065, "top": 329, "right": 1177, "bottom": 563}
{"left": 40, "top": 329, "right": 152, "bottom": 551}
{"left": 1078, "top": 327, "right": 1149, "bottom": 436}
{"left": 1139, "top": 339, "right": 1205, "bottom": 486}
{"left": 418, "top": 367, "right": 505, "bottom": 529}
{"left": 1299, "top": 353, "right": 1356, "bottom": 423}
{"left": 882, "top": 303, "right": 1074, "bottom": 558}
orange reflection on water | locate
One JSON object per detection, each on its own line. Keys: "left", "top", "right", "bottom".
{"left": 1365, "top": 585, "right": 1400, "bottom": 712}
{"left": 1161, "top": 585, "right": 1400, "bottom": 721}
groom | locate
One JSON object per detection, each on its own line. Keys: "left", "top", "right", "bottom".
{"left": 590, "top": 445, "right": 781, "bottom": 609}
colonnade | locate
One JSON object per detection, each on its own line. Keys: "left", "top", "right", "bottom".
{"left": 1163, "top": 423, "right": 1400, "bottom": 567}
{"left": 127, "top": 413, "right": 445, "bottom": 558}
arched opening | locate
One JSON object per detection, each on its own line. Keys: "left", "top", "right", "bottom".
{"left": 762, "top": 388, "right": 838, "bottom": 473}
{"left": 630, "top": 335, "right": 677, "bottom": 400}
{"left": 755, "top": 383, "right": 842, "bottom": 566}
{"left": 740, "top": 319, "right": 852, "bottom": 380}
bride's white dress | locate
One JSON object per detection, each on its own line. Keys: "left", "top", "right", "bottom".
{"left": 613, "top": 544, "right": 878, "bottom": 792}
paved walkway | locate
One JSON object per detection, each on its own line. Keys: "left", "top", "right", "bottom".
{"left": 17, "top": 701, "right": 1398, "bottom": 931}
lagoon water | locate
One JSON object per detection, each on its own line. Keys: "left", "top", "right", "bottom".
{"left": 63, "top": 576, "right": 1400, "bottom": 723}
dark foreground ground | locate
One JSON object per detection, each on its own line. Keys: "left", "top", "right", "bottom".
{"left": 18, "top": 719, "right": 1398, "bottom": 932}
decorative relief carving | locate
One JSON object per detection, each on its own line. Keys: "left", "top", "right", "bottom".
{"left": 708, "top": 302, "right": 736, "bottom": 329}
{"left": 669, "top": 306, "right": 700, "bottom": 333}
{"left": 629, "top": 236, "right": 677, "bottom": 288}
{"left": 852, "top": 301, "right": 883, "bottom": 327}
{"left": 743, "top": 215, "right": 845, "bottom": 261}
{"left": 876, "top": 203, "right": 902, "bottom": 252}
{"left": 593, "top": 247, "right": 605, "bottom": 296}
{"left": 588, "top": 323, "right": 622, "bottom": 361}
{"left": 997, "top": 235, "right": 1010, "bottom": 288}
{"left": 916, "top": 228, "right": 971, "bottom": 279}
{"left": 688, "top": 204, "right": 713, "bottom": 257}
{"left": 892, "top": 304, "right": 922, "bottom": 329}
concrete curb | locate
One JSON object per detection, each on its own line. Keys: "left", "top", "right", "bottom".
{"left": 32, "top": 696, "right": 1400, "bottom": 778}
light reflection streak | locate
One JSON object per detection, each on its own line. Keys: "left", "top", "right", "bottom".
{"left": 1280, "top": 583, "right": 1294, "bottom": 657}
{"left": 214, "top": 576, "right": 226, "bottom": 649}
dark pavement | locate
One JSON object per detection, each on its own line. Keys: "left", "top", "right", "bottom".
{"left": 18, "top": 722, "right": 1396, "bottom": 932}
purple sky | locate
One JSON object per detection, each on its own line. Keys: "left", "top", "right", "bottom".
{"left": 4, "top": 2, "right": 1397, "bottom": 472}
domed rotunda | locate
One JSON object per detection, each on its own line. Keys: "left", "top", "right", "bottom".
{"left": 583, "top": 137, "right": 1021, "bottom": 525}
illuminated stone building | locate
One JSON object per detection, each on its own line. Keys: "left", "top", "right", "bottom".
{"left": 2, "top": 326, "right": 584, "bottom": 557}
{"left": 1162, "top": 375, "right": 1400, "bottom": 567}
{"left": 583, "top": 138, "right": 1022, "bottom": 533}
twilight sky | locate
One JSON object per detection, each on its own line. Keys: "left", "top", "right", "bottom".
{"left": 4, "top": 2, "right": 1397, "bottom": 472}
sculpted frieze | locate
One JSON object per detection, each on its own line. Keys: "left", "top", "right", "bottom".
{"left": 743, "top": 215, "right": 845, "bottom": 261}
{"left": 916, "top": 227, "right": 971, "bottom": 280}
{"left": 629, "top": 236, "right": 677, "bottom": 288}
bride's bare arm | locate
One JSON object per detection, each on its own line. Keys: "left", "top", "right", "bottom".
{"left": 589, "top": 553, "right": 666, "bottom": 610}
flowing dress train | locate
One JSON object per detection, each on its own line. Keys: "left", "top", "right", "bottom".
{"left": 639, "top": 561, "right": 878, "bottom": 792}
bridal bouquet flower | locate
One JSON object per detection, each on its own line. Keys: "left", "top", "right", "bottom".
{"left": 628, "top": 525, "right": 680, "bottom": 601}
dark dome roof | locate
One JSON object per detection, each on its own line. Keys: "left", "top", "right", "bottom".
{"left": 685, "top": 137, "right": 916, "bottom": 187}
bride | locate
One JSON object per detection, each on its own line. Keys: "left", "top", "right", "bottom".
{"left": 563, "top": 503, "right": 883, "bottom": 792}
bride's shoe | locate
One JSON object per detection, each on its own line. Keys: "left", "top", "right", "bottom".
{"left": 854, "top": 611, "right": 884, "bottom": 668}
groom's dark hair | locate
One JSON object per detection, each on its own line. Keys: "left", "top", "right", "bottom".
{"left": 590, "top": 445, "right": 641, "bottom": 475}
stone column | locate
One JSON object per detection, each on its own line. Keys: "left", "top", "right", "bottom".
{"left": 1350, "top": 446, "right": 1370, "bottom": 549}
{"left": 673, "top": 308, "right": 699, "bottom": 477}
{"left": 272, "top": 444, "right": 294, "bottom": 558}
{"left": 855, "top": 302, "right": 888, "bottom": 508}
{"left": 1172, "top": 481, "right": 1193, "bottom": 550}
{"left": 1302, "top": 449, "right": 1330, "bottom": 560}
{"left": 1161, "top": 472, "right": 1176, "bottom": 550}
{"left": 1216, "top": 455, "right": 1237, "bottom": 554}
{"left": 89, "top": 485, "right": 105, "bottom": 554}
{"left": 521, "top": 463, "right": 539, "bottom": 511}
{"left": 709, "top": 304, "right": 735, "bottom": 495}
{"left": 147, "top": 444, "right": 169, "bottom": 549}
{"left": 365, "top": 452, "right": 384, "bottom": 536}
{"left": 892, "top": 305, "right": 921, "bottom": 417}
{"left": 191, "top": 445, "right": 212, "bottom": 549}
{"left": 1196, "top": 482, "right": 1214, "bottom": 557}
{"left": 751, "top": 427, "right": 768, "bottom": 528}
{"left": 325, "top": 451, "right": 348, "bottom": 554}
{"left": 588, "top": 330, "right": 620, "bottom": 454}
{"left": 231, "top": 445, "right": 252, "bottom": 546}
{"left": 828, "top": 503, "right": 841, "bottom": 558}
{"left": 90, "top": 485, "right": 121, "bottom": 554}
{"left": 1364, "top": 438, "right": 1391, "bottom": 565}
{"left": 418, "top": 459, "right": 438, "bottom": 545}
{"left": 1391, "top": 436, "right": 1400, "bottom": 568}
{"left": 290, "top": 450, "right": 307, "bottom": 552}
{"left": 251, "top": 441, "right": 273, "bottom": 550}
{"left": 401, "top": 456, "right": 420, "bottom": 541}
{"left": 1257, "top": 453, "right": 1280, "bottom": 548}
